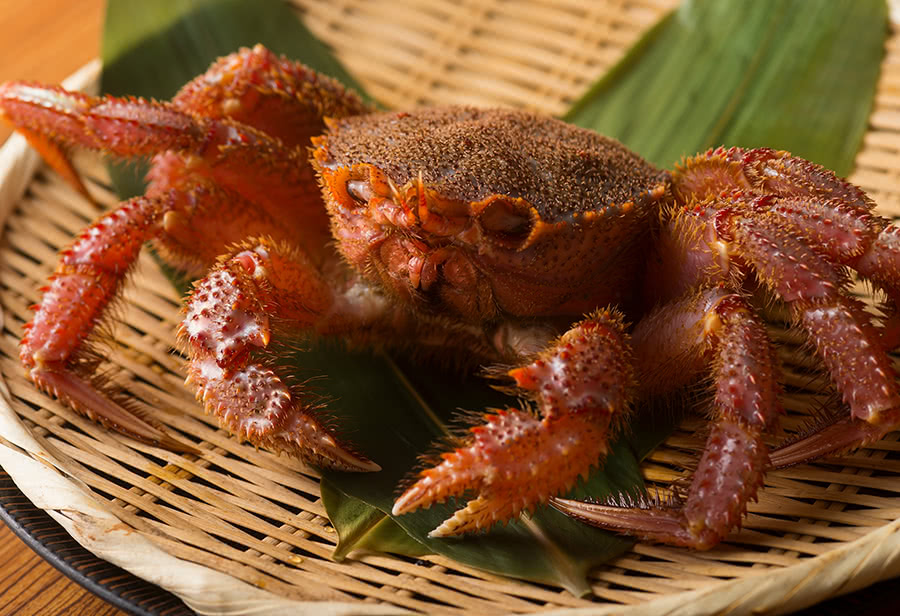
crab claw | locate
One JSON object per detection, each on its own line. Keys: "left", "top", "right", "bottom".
{"left": 393, "top": 407, "right": 612, "bottom": 536}
{"left": 182, "top": 241, "right": 380, "bottom": 473}
{"left": 393, "top": 310, "right": 634, "bottom": 536}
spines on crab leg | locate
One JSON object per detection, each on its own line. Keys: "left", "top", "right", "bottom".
{"left": 765, "top": 276, "right": 900, "bottom": 464}
{"left": 709, "top": 207, "right": 900, "bottom": 417}
{"left": 552, "top": 292, "right": 781, "bottom": 549}
{"left": 0, "top": 83, "right": 204, "bottom": 158}
{"left": 672, "top": 147, "right": 874, "bottom": 209}
{"left": 180, "top": 239, "right": 379, "bottom": 472}
{"left": 20, "top": 196, "right": 192, "bottom": 451}
{"left": 0, "top": 45, "right": 368, "bottom": 193}
{"left": 674, "top": 147, "right": 900, "bottom": 349}
{"left": 0, "top": 46, "right": 369, "bottom": 256}
{"left": 393, "top": 310, "right": 635, "bottom": 537}
{"left": 756, "top": 198, "right": 900, "bottom": 350}
{"left": 853, "top": 227, "right": 900, "bottom": 348}
{"left": 666, "top": 151, "right": 900, "bottom": 468}
{"left": 172, "top": 44, "right": 370, "bottom": 149}
{"left": 0, "top": 82, "right": 327, "bottom": 232}
{"left": 718, "top": 210, "right": 900, "bottom": 458}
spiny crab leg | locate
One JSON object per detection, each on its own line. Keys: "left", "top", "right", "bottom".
{"left": 676, "top": 147, "right": 900, "bottom": 349}
{"left": 393, "top": 310, "right": 635, "bottom": 536}
{"left": 171, "top": 44, "right": 370, "bottom": 150}
{"left": 552, "top": 291, "right": 780, "bottom": 549}
{"left": 719, "top": 208, "right": 900, "bottom": 421}
{"left": 0, "top": 44, "right": 369, "bottom": 239}
{"left": 0, "top": 83, "right": 203, "bottom": 169}
{"left": 181, "top": 239, "right": 379, "bottom": 472}
{"left": 2, "top": 46, "right": 371, "bottom": 454}
{"left": 765, "top": 195, "right": 900, "bottom": 351}
{"left": 708, "top": 204, "right": 900, "bottom": 458}
{"left": 558, "top": 155, "right": 900, "bottom": 543}
{"left": 0, "top": 83, "right": 314, "bottom": 208}
{"left": 658, "top": 150, "right": 900, "bottom": 467}
{"left": 657, "top": 148, "right": 900, "bottom": 466}
{"left": 20, "top": 196, "right": 194, "bottom": 451}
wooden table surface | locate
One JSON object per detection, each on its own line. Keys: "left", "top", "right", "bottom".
{"left": 0, "top": 2, "right": 129, "bottom": 614}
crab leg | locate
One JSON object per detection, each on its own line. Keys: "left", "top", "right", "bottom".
{"left": 765, "top": 240, "right": 900, "bottom": 465}
{"left": 675, "top": 147, "right": 900, "bottom": 349}
{"left": 19, "top": 196, "right": 195, "bottom": 449}
{"left": 552, "top": 291, "right": 781, "bottom": 548}
{"left": 757, "top": 196, "right": 900, "bottom": 350}
{"left": 0, "top": 44, "right": 367, "bottom": 201}
{"left": 659, "top": 150, "right": 900, "bottom": 463}
{"left": 0, "top": 46, "right": 368, "bottom": 261}
{"left": 0, "top": 84, "right": 307, "bottom": 202}
{"left": 3, "top": 50, "right": 377, "bottom": 455}
{"left": 180, "top": 239, "right": 379, "bottom": 472}
{"left": 726, "top": 211, "right": 900, "bottom": 426}
{"left": 665, "top": 197, "right": 900, "bottom": 467}
{"left": 393, "top": 310, "right": 635, "bottom": 536}
{"left": 0, "top": 80, "right": 348, "bottom": 257}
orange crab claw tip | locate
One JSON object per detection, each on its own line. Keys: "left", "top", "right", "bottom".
{"left": 340, "top": 453, "right": 381, "bottom": 473}
{"left": 392, "top": 482, "right": 430, "bottom": 516}
{"left": 427, "top": 524, "right": 454, "bottom": 538}
{"left": 508, "top": 366, "right": 538, "bottom": 389}
{"left": 425, "top": 496, "right": 493, "bottom": 537}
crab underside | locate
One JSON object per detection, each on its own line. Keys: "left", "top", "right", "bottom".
{"left": 2, "top": 45, "right": 900, "bottom": 549}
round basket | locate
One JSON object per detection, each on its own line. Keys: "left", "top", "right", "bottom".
{"left": 2, "top": 1, "right": 900, "bottom": 614}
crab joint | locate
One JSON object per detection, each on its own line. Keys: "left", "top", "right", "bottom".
{"left": 704, "top": 293, "right": 752, "bottom": 340}
{"left": 713, "top": 240, "right": 731, "bottom": 274}
{"left": 702, "top": 309, "right": 723, "bottom": 338}
{"left": 233, "top": 247, "right": 269, "bottom": 279}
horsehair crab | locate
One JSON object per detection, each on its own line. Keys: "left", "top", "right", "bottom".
{"left": 2, "top": 44, "right": 900, "bottom": 550}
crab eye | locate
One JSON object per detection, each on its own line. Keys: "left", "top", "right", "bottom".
{"left": 478, "top": 198, "right": 534, "bottom": 247}
{"left": 346, "top": 180, "right": 373, "bottom": 206}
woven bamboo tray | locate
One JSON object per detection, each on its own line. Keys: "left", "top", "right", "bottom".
{"left": 2, "top": 1, "right": 900, "bottom": 614}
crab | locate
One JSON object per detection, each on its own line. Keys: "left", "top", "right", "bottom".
{"left": 2, "top": 45, "right": 900, "bottom": 550}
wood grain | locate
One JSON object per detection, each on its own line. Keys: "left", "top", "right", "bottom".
{"left": 0, "top": 524, "right": 125, "bottom": 616}
{"left": 0, "top": 2, "right": 127, "bottom": 614}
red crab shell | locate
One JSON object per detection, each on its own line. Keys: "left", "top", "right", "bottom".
{"left": 313, "top": 106, "right": 668, "bottom": 321}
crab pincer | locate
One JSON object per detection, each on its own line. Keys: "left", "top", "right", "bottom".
{"left": 394, "top": 311, "right": 634, "bottom": 536}
{"left": 180, "top": 242, "right": 379, "bottom": 471}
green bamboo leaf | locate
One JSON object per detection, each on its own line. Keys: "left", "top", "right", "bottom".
{"left": 566, "top": 0, "right": 886, "bottom": 176}
{"left": 316, "top": 352, "right": 661, "bottom": 596}
{"left": 281, "top": 345, "right": 662, "bottom": 594}
{"left": 320, "top": 481, "right": 430, "bottom": 562}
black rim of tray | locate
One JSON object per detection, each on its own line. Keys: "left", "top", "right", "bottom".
{"left": 0, "top": 468, "right": 193, "bottom": 616}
